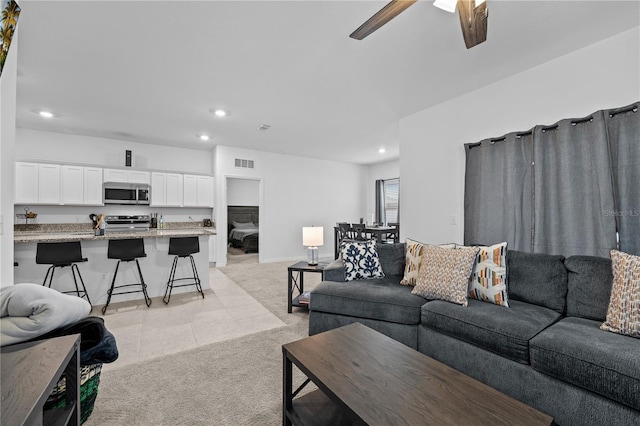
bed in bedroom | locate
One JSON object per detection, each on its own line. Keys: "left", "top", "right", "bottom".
{"left": 227, "top": 205, "right": 259, "bottom": 253}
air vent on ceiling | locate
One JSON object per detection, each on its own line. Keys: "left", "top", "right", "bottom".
{"left": 234, "top": 158, "right": 255, "bottom": 169}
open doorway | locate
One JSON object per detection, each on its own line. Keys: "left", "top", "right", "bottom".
{"left": 226, "top": 178, "right": 260, "bottom": 265}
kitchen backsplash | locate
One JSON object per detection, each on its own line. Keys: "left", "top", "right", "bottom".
{"left": 14, "top": 205, "right": 213, "bottom": 225}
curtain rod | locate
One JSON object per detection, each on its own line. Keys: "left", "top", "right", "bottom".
{"left": 609, "top": 105, "right": 638, "bottom": 118}
{"left": 541, "top": 125, "right": 559, "bottom": 133}
{"left": 571, "top": 116, "right": 593, "bottom": 126}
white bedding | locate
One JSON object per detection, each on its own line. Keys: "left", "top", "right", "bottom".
{"left": 229, "top": 227, "right": 259, "bottom": 241}
{"left": 1, "top": 283, "right": 91, "bottom": 346}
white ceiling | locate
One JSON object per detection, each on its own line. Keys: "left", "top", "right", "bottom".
{"left": 14, "top": 1, "right": 640, "bottom": 165}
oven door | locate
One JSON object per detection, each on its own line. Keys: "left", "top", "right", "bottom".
{"left": 104, "top": 186, "right": 138, "bottom": 204}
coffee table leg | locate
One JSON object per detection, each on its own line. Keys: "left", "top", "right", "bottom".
{"left": 283, "top": 351, "right": 293, "bottom": 426}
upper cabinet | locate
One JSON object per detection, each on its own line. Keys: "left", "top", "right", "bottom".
{"left": 15, "top": 162, "right": 103, "bottom": 206}
{"left": 103, "top": 168, "right": 150, "bottom": 184}
{"left": 183, "top": 174, "right": 213, "bottom": 207}
{"left": 14, "top": 162, "right": 39, "bottom": 204}
{"left": 151, "top": 172, "right": 184, "bottom": 207}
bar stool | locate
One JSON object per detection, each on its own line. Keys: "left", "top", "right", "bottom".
{"left": 163, "top": 237, "right": 204, "bottom": 304}
{"left": 102, "top": 238, "right": 151, "bottom": 314}
{"left": 36, "top": 241, "right": 92, "bottom": 306}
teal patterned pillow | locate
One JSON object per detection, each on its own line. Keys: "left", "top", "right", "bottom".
{"left": 340, "top": 240, "right": 385, "bottom": 281}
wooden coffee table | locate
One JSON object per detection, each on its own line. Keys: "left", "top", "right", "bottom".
{"left": 282, "top": 323, "right": 553, "bottom": 425}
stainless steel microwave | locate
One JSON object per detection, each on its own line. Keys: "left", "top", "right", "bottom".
{"left": 104, "top": 183, "right": 150, "bottom": 205}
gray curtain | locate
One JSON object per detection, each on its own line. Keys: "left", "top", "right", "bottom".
{"left": 605, "top": 103, "right": 640, "bottom": 255}
{"left": 532, "top": 111, "right": 617, "bottom": 257}
{"left": 375, "top": 179, "right": 385, "bottom": 225}
{"left": 464, "top": 131, "right": 533, "bottom": 250}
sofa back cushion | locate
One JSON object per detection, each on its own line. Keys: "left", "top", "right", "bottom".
{"left": 507, "top": 250, "right": 568, "bottom": 314}
{"left": 564, "top": 255, "right": 613, "bottom": 321}
{"left": 377, "top": 243, "right": 406, "bottom": 277}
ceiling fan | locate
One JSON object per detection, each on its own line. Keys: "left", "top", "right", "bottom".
{"left": 350, "top": 0, "right": 489, "bottom": 49}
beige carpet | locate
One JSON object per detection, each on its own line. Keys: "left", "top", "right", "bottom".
{"left": 86, "top": 261, "right": 320, "bottom": 426}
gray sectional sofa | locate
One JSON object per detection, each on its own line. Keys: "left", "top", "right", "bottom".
{"left": 308, "top": 243, "right": 640, "bottom": 426}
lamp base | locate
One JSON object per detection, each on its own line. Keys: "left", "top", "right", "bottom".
{"left": 307, "top": 246, "right": 319, "bottom": 265}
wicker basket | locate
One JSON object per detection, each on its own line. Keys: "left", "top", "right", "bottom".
{"left": 44, "top": 363, "right": 103, "bottom": 424}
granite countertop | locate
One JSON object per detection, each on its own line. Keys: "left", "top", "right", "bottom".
{"left": 14, "top": 223, "right": 216, "bottom": 243}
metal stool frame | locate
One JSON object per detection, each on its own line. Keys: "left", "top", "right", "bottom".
{"left": 102, "top": 239, "right": 152, "bottom": 314}
{"left": 163, "top": 237, "right": 205, "bottom": 304}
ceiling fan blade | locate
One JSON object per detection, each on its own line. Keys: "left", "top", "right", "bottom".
{"left": 350, "top": 0, "right": 417, "bottom": 40}
{"left": 457, "top": 0, "right": 488, "bottom": 49}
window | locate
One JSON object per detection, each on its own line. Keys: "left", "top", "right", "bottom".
{"left": 376, "top": 178, "right": 399, "bottom": 225}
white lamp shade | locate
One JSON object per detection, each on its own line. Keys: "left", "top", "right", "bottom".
{"left": 433, "top": 0, "right": 457, "bottom": 13}
{"left": 303, "top": 227, "right": 324, "bottom": 247}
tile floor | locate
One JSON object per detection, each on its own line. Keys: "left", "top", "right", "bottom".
{"left": 95, "top": 267, "right": 285, "bottom": 371}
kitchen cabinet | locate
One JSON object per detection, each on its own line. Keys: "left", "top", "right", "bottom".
{"left": 61, "top": 165, "right": 84, "bottom": 204}
{"left": 151, "top": 172, "right": 184, "bottom": 207}
{"left": 150, "top": 172, "right": 167, "bottom": 206}
{"left": 183, "top": 175, "right": 213, "bottom": 207}
{"left": 103, "top": 168, "right": 150, "bottom": 185}
{"left": 166, "top": 173, "right": 184, "bottom": 206}
{"left": 38, "top": 164, "right": 61, "bottom": 204}
{"left": 84, "top": 167, "right": 104, "bottom": 205}
{"left": 15, "top": 163, "right": 103, "bottom": 206}
{"left": 14, "top": 162, "right": 39, "bottom": 204}
{"left": 61, "top": 166, "right": 103, "bottom": 205}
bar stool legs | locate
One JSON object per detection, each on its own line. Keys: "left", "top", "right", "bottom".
{"left": 102, "top": 259, "right": 152, "bottom": 314}
{"left": 102, "top": 238, "right": 151, "bottom": 314}
{"left": 163, "top": 237, "right": 204, "bottom": 304}
{"left": 42, "top": 263, "right": 92, "bottom": 306}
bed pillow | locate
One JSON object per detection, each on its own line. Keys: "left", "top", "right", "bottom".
{"left": 233, "top": 221, "right": 255, "bottom": 229}
{"left": 600, "top": 250, "right": 640, "bottom": 338}
{"left": 400, "top": 239, "right": 456, "bottom": 286}
{"left": 412, "top": 245, "right": 479, "bottom": 306}
{"left": 340, "top": 240, "right": 385, "bottom": 281}
{"left": 468, "top": 242, "right": 509, "bottom": 307}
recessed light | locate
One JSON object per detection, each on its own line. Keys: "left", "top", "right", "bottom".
{"left": 39, "top": 111, "right": 54, "bottom": 118}
{"left": 258, "top": 124, "right": 271, "bottom": 131}
{"left": 378, "top": 148, "right": 386, "bottom": 154}
{"left": 214, "top": 109, "right": 227, "bottom": 117}
{"left": 199, "top": 134, "right": 210, "bottom": 141}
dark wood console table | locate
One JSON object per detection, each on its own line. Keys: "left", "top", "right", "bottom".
{"left": 1, "top": 334, "right": 81, "bottom": 426}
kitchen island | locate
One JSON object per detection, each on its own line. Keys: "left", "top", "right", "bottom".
{"left": 14, "top": 226, "right": 216, "bottom": 307}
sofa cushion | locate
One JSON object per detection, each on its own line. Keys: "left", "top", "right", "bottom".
{"left": 412, "top": 245, "right": 479, "bottom": 306}
{"left": 340, "top": 240, "right": 385, "bottom": 281}
{"left": 507, "top": 250, "right": 567, "bottom": 314}
{"left": 601, "top": 250, "right": 640, "bottom": 338}
{"left": 565, "top": 255, "right": 613, "bottom": 321}
{"left": 530, "top": 317, "right": 640, "bottom": 411}
{"left": 310, "top": 277, "right": 426, "bottom": 325}
{"left": 421, "top": 299, "right": 561, "bottom": 364}
{"left": 376, "top": 243, "right": 406, "bottom": 277}
{"left": 468, "top": 242, "right": 509, "bottom": 307}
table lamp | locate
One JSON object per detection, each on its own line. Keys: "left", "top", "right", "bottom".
{"left": 303, "top": 226, "right": 324, "bottom": 265}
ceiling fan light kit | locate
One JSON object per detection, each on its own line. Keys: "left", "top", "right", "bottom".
{"left": 350, "top": 0, "right": 488, "bottom": 49}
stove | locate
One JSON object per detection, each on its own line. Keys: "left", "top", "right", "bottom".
{"left": 104, "top": 215, "right": 151, "bottom": 232}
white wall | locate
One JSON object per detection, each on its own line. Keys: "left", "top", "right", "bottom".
{"left": 214, "top": 145, "right": 367, "bottom": 265}
{"left": 400, "top": 27, "right": 640, "bottom": 246}
{"left": 227, "top": 178, "right": 259, "bottom": 206}
{"left": 0, "top": 31, "right": 18, "bottom": 287}
{"left": 366, "top": 159, "right": 400, "bottom": 225}
{"left": 16, "top": 128, "right": 212, "bottom": 174}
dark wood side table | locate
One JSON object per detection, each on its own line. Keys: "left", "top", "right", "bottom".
{"left": 287, "top": 261, "right": 326, "bottom": 313}
{"left": 1, "top": 334, "right": 81, "bottom": 426}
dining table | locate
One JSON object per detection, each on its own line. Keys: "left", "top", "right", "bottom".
{"left": 333, "top": 225, "right": 398, "bottom": 259}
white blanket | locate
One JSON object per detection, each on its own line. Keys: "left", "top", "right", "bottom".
{"left": 1, "top": 283, "right": 91, "bottom": 346}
